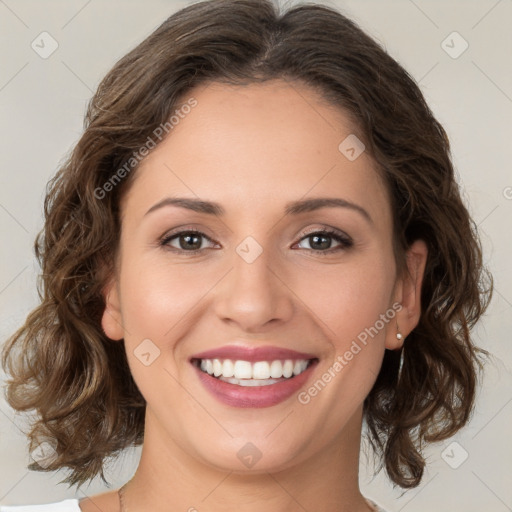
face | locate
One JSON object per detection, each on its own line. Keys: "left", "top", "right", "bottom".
{"left": 102, "top": 79, "right": 424, "bottom": 474}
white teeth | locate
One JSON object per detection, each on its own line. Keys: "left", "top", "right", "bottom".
{"left": 293, "top": 360, "right": 308, "bottom": 375}
{"left": 252, "top": 361, "right": 271, "bottom": 379}
{"left": 222, "top": 359, "right": 234, "bottom": 378}
{"left": 197, "top": 358, "right": 312, "bottom": 380}
{"left": 270, "top": 360, "right": 283, "bottom": 378}
{"left": 218, "top": 376, "right": 283, "bottom": 386}
{"left": 233, "top": 360, "right": 252, "bottom": 379}
{"left": 282, "top": 360, "right": 294, "bottom": 378}
{"left": 213, "top": 359, "right": 222, "bottom": 377}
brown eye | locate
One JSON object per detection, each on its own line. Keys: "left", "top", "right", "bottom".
{"left": 296, "top": 229, "right": 353, "bottom": 254}
{"left": 160, "top": 230, "right": 215, "bottom": 252}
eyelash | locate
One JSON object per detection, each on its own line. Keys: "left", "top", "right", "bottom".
{"left": 159, "top": 227, "right": 353, "bottom": 256}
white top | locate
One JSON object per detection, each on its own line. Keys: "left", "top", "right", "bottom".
{"left": 0, "top": 498, "right": 388, "bottom": 511}
{"left": 0, "top": 500, "right": 82, "bottom": 511}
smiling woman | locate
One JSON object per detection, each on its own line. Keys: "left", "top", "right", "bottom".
{"left": 0, "top": 0, "right": 493, "bottom": 511}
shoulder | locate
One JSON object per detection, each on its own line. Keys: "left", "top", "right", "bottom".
{"left": 0, "top": 499, "right": 81, "bottom": 511}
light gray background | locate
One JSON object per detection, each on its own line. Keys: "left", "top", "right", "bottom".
{"left": 1, "top": 0, "right": 511, "bottom": 510}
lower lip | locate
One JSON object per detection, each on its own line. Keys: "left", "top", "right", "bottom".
{"left": 192, "top": 360, "right": 318, "bottom": 408}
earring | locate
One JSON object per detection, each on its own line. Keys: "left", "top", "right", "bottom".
{"left": 396, "top": 321, "right": 403, "bottom": 340}
{"left": 397, "top": 346, "right": 404, "bottom": 382}
{"left": 396, "top": 320, "right": 405, "bottom": 382}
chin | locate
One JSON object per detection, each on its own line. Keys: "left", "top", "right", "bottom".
{"left": 189, "top": 433, "right": 311, "bottom": 475}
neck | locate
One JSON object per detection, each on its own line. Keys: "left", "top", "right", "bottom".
{"left": 122, "top": 405, "right": 372, "bottom": 512}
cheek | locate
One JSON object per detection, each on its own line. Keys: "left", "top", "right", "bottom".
{"left": 118, "top": 257, "right": 207, "bottom": 341}
{"left": 296, "top": 254, "right": 396, "bottom": 349}
{"left": 294, "top": 258, "right": 394, "bottom": 421}
{"left": 117, "top": 258, "right": 205, "bottom": 404}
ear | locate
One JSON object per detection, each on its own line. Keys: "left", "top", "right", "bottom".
{"left": 101, "top": 277, "right": 124, "bottom": 341}
{"left": 385, "top": 239, "right": 428, "bottom": 350}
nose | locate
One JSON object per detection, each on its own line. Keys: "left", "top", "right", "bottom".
{"left": 212, "top": 242, "right": 294, "bottom": 332}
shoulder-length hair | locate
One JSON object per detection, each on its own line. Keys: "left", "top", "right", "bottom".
{"left": 2, "top": 0, "right": 492, "bottom": 489}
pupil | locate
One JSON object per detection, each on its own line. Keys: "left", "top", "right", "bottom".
{"left": 181, "top": 233, "right": 201, "bottom": 250}
{"left": 311, "top": 234, "right": 330, "bottom": 250}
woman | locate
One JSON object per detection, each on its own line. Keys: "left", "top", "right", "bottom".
{"left": 1, "top": 0, "right": 492, "bottom": 511}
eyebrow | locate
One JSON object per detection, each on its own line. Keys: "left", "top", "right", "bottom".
{"left": 145, "top": 196, "right": 373, "bottom": 224}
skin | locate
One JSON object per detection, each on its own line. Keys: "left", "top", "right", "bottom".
{"left": 80, "top": 79, "right": 427, "bottom": 512}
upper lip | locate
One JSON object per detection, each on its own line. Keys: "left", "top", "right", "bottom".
{"left": 190, "top": 345, "right": 318, "bottom": 362}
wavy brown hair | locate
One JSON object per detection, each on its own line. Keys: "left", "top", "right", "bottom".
{"left": 2, "top": 0, "right": 492, "bottom": 490}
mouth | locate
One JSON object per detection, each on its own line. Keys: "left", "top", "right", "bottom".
{"left": 190, "top": 356, "right": 319, "bottom": 408}
{"left": 192, "top": 357, "right": 316, "bottom": 385}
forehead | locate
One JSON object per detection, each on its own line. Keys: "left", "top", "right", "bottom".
{"left": 123, "top": 79, "right": 391, "bottom": 226}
